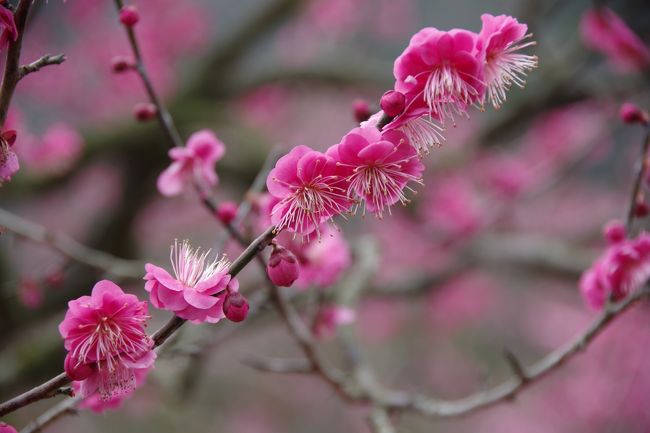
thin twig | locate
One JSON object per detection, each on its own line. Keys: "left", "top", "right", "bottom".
{"left": 368, "top": 406, "right": 396, "bottom": 433}
{"left": 0, "top": 207, "right": 144, "bottom": 279}
{"left": 18, "top": 54, "right": 66, "bottom": 80}
{"left": 625, "top": 128, "right": 650, "bottom": 234}
{"left": 20, "top": 397, "right": 79, "bottom": 433}
{"left": 242, "top": 356, "right": 313, "bottom": 374}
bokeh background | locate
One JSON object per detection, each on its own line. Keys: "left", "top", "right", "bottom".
{"left": 1, "top": 0, "right": 650, "bottom": 431}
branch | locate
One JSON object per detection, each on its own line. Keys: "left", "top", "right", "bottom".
{"left": 242, "top": 356, "right": 313, "bottom": 374}
{"left": 0, "top": 207, "right": 144, "bottom": 279}
{"left": 0, "top": 0, "right": 32, "bottom": 126}
{"left": 19, "top": 397, "right": 79, "bottom": 433}
{"left": 368, "top": 406, "right": 396, "bottom": 433}
{"left": 18, "top": 54, "right": 66, "bottom": 80}
{"left": 625, "top": 127, "right": 650, "bottom": 234}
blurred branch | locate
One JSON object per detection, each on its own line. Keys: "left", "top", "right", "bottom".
{"left": 0, "top": 207, "right": 144, "bottom": 279}
{"left": 18, "top": 54, "right": 66, "bottom": 80}
{"left": 625, "top": 126, "right": 650, "bottom": 234}
{"left": 19, "top": 397, "right": 79, "bottom": 433}
{"left": 242, "top": 356, "right": 313, "bottom": 374}
{"left": 368, "top": 406, "right": 396, "bottom": 433}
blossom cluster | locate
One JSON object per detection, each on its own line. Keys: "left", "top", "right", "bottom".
{"left": 265, "top": 14, "right": 537, "bottom": 238}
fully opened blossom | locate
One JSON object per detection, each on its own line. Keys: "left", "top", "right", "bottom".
{"left": 157, "top": 129, "right": 225, "bottom": 196}
{"left": 58, "top": 280, "right": 155, "bottom": 400}
{"left": 0, "top": 129, "right": 18, "bottom": 184}
{"left": 267, "top": 145, "right": 351, "bottom": 237}
{"left": 478, "top": 14, "right": 537, "bottom": 108}
{"left": 579, "top": 233, "right": 650, "bottom": 310}
{"left": 144, "top": 240, "right": 236, "bottom": 323}
{"left": 393, "top": 28, "right": 485, "bottom": 124}
{"left": 580, "top": 7, "right": 650, "bottom": 72}
{"left": 328, "top": 126, "right": 423, "bottom": 217}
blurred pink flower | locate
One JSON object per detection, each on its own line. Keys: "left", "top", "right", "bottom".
{"left": 144, "top": 240, "right": 235, "bottom": 323}
{"left": 18, "top": 277, "right": 42, "bottom": 309}
{"left": 58, "top": 280, "right": 155, "bottom": 400}
{"left": 393, "top": 28, "right": 484, "bottom": 123}
{"left": 73, "top": 368, "right": 150, "bottom": 413}
{"left": 478, "top": 154, "right": 537, "bottom": 199}
{"left": 0, "top": 129, "right": 19, "bottom": 184}
{"left": 20, "top": 123, "right": 84, "bottom": 174}
{"left": 0, "top": 422, "right": 17, "bottom": 433}
{"left": 157, "top": 130, "right": 225, "bottom": 197}
{"left": 267, "top": 145, "right": 350, "bottom": 237}
{"left": 312, "top": 305, "right": 356, "bottom": 340}
{"left": 276, "top": 224, "right": 351, "bottom": 289}
{"left": 580, "top": 7, "right": 650, "bottom": 72}
{"left": 0, "top": 5, "right": 17, "bottom": 51}
{"left": 478, "top": 14, "right": 537, "bottom": 108}
{"left": 580, "top": 233, "right": 650, "bottom": 309}
{"left": 328, "top": 126, "right": 423, "bottom": 217}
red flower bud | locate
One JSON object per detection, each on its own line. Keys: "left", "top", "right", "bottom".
{"left": 353, "top": 99, "right": 371, "bottom": 123}
{"left": 267, "top": 244, "right": 300, "bottom": 287}
{"left": 216, "top": 201, "right": 238, "bottom": 225}
{"left": 111, "top": 56, "right": 135, "bottom": 73}
{"left": 380, "top": 90, "right": 406, "bottom": 118}
{"left": 603, "top": 219, "right": 626, "bottom": 244}
{"left": 620, "top": 103, "right": 649, "bottom": 125}
{"left": 133, "top": 102, "right": 157, "bottom": 122}
{"left": 119, "top": 5, "right": 140, "bottom": 27}
{"left": 64, "top": 353, "right": 94, "bottom": 381}
{"left": 635, "top": 201, "right": 649, "bottom": 217}
{"left": 223, "top": 291, "right": 249, "bottom": 322}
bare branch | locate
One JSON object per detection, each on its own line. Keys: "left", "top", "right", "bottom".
{"left": 242, "top": 356, "right": 313, "bottom": 374}
{"left": 20, "top": 397, "right": 79, "bottom": 433}
{"left": 368, "top": 406, "right": 396, "bottom": 433}
{"left": 19, "top": 54, "right": 66, "bottom": 80}
{"left": 0, "top": 207, "right": 144, "bottom": 279}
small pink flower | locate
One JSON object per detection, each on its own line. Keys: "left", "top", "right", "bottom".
{"left": 580, "top": 7, "right": 650, "bottom": 73}
{"left": 267, "top": 243, "right": 300, "bottom": 287}
{"left": 19, "top": 276, "right": 42, "bottom": 309}
{"left": 328, "top": 126, "right": 423, "bottom": 217}
{"left": 312, "top": 306, "right": 356, "bottom": 340}
{"left": 393, "top": 27, "right": 484, "bottom": 123}
{"left": 477, "top": 14, "right": 537, "bottom": 108}
{"left": 20, "top": 123, "right": 84, "bottom": 174}
{"left": 0, "top": 5, "right": 17, "bottom": 51}
{"left": 0, "top": 129, "right": 18, "bottom": 184}
{"left": 58, "top": 280, "right": 155, "bottom": 400}
{"left": 579, "top": 233, "right": 650, "bottom": 309}
{"left": 266, "top": 145, "right": 351, "bottom": 237}
{"left": 157, "top": 129, "right": 225, "bottom": 196}
{"left": 0, "top": 422, "right": 17, "bottom": 433}
{"left": 144, "top": 240, "right": 236, "bottom": 323}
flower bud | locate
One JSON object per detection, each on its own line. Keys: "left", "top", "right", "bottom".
{"left": 216, "top": 201, "right": 238, "bottom": 225}
{"left": 119, "top": 5, "right": 140, "bottom": 27}
{"left": 353, "top": 99, "right": 371, "bottom": 123}
{"left": 223, "top": 291, "right": 249, "bottom": 322}
{"left": 64, "top": 353, "right": 94, "bottom": 381}
{"left": 267, "top": 244, "right": 300, "bottom": 287}
{"left": 603, "top": 219, "right": 626, "bottom": 244}
{"left": 380, "top": 90, "right": 406, "bottom": 118}
{"left": 619, "top": 103, "right": 649, "bottom": 125}
{"left": 635, "top": 201, "right": 649, "bottom": 217}
{"left": 133, "top": 102, "right": 157, "bottom": 122}
{"left": 111, "top": 56, "right": 135, "bottom": 73}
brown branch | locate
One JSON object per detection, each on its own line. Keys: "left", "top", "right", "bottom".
{"left": 19, "top": 397, "right": 79, "bottom": 433}
{"left": 0, "top": 0, "right": 32, "bottom": 126}
{"left": 625, "top": 128, "right": 650, "bottom": 234}
{"left": 18, "top": 54, "right": 66, "bottom": 80}
{"left": 242, "top": 356, "right": 314, "bottom": 374}
{"left": 0, "top": 207, "right": 144, "bottom": 279}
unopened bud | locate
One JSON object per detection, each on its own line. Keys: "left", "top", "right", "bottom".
{"left": 216, "top": 201, "right": 238, "bottom": 225}
{"left": 267, "top": 244, "right": 300, "bottom": 287}
{"left": 353, "top": 99, "right": 371, "bottom": 123}
{"left": 603, "top": 219, "right": 626, "bottom": 244}
{"left": 635, "top": 201, "right": 649, "bottom": 217}
{"left": 111, "top": 56, "right": 135, "bottom": 73}
{"left": 620, "top": 103, "right": 649, "bottom": 125}
{"left": 133, "top": 102, "right": 157, "bottom": 122}
{"left": 380, "top": 90, "right": 406, "bottom": 118}
{"left": 119, "top": 5, "right": 140, "bottom": 27}
{"left": 223, "top": 291, "right": 249, "bottom": 322}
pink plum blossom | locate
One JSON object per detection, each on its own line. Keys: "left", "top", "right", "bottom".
{"left": 328, "top": 126, "right": 423, "bottom": 217}
{"left": 580, "top": 233, "right": 650, "bottom": 309}
{"left": 144, "top": 240, "right": 236, "bottom": 323}
{"left": 478, "top": 14, "right": 537, "bottom": 108}
{"left": 0, "top": 5, "right": 17, "bottom": 51}
{"left": 0, "top": 129, "right": 19, "bottom": 184}
{"left": 157, "top": 130, "right": 225, "bottom": 197}
{"left": 58, "top": 280, "right": 155, "bottom": 400}
{"left": 266, "top": 145, "right": 351, "bottom": 237}
{"left": 393, "top": 27, "right": 484, "bottom": 124}
{"left": 580, "top": 7, "right": 650, "bottom": 72}
{"left": 312, "top": 305, "right": 356, "bottom": 340}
